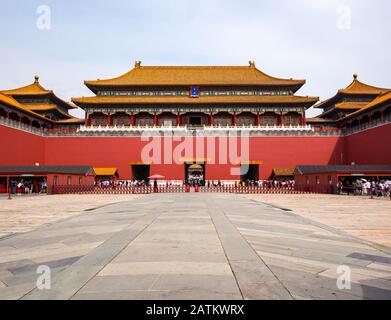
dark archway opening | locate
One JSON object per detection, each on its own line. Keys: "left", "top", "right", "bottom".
{"left": 131, "top": 165, "right": 150, "bottom": 182}
{"left": 240, "top": 164, "right": 259, "bottom": 182}
{"left": 185, "top": 163, "right": 205, "bottom": 186}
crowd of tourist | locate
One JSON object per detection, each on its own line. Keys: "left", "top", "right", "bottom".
{"left": 95, "top": 179, "right": 297, "bottom": 189}
{"left": 202, "top": 180, "right": 295, "bottom": 189}
{"left": 8, "top": 178, "right": 47, "bottom": 195}
{"left": 337, "top": 179, "right": 391, "bottom": 197}
{"left": 96, "top": 179, "right": 150, "bottom": 188}
{"left": 8, "top": 177, "right": 387, "bottom": 199}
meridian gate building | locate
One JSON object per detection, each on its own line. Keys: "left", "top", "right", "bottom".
{"left": 0, "top": 61, "right": 390, "bottom": 186}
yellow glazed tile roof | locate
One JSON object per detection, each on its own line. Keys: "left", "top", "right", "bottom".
{"left": 273, "top": 168, "right": 295, "bottom": 177}
{"left": 315, "top": 75, "right": 390, "bottom": 110}
{"left": 23, "top": 104, "right": 59, "bottom": 111}
{"left": 23, "top": 104, "right": 74, "bottom": 119}
{"left": 0, "top": 92, "right": 82, "bottom": 123}
{"left": 94, "top": 168, "right": 118, "bottom": 176}
{"left": 316, "top": 101, "right": 369, "bottom": 119}
{"left": 56, "top": 118, "right": 84, "bottom": 124}
{"left": 1, "top": 76, "right": 76, "bottom": 110}
{"left": 334, "top": 102, "right": 368, "bottom": 110}
{"left": 1, "top": 77, "right": 50, "bottom": 95}
{"left": 0, "top": 92, "right": 54, "bottom": 122}
{"left": 339, "top": 78, "right": 389, "bottom": 95}
{"left": 85, "top": 65, "right": 306, "bottom": 87}
{"left": 0, "top": 92, "right": 22, "bottom": 108}
{"left": 340, "top": 91, "right": 391, "bottom": 121}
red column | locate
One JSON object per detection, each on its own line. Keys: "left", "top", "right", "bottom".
{"left": 84, "top": 112, "right": 89, "bottom": 126}
{"left": 177, "top": 112, "right": 181, "bottom": 126}
{"left": 154, "top": 112, "right": 157, "bottom": 126}
{"left": 107, "top": 112, "right": 111, "bottom": 126}
{"left": 210, "top": 113, "right": 214, "bottom": 126}
{"left": 233, "top": 112, "right": 237, "bottom": 127}
{"left": 131, "top": 112, "right": 135, "bottom": 126}
{"left": 279, "top": 112, "right": 283, "bottom": 126}
{"left": 303, "top": 111, "right": 306, "bottom": 126}
{"left": 256, "top": 112, "right": 260, "bottom": 126}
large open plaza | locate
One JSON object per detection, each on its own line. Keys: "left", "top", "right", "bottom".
{"left": 1, "top": 193, "right": 390, "bottom": 300}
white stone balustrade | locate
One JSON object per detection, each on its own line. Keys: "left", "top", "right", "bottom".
{"left": 78, "top": 124, "right": 314, "bottom": 132}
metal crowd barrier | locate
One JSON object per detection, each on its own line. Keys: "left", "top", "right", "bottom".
{"left": 50, "top": 185, "right": 313, "bottom": 195}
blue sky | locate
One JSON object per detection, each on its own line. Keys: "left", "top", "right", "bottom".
{"left": 0, "top": 0, "right": 390, "bottom": 117}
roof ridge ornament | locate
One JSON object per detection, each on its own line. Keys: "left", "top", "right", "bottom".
{"left": 34, "top": 75, "right": 39, "bottom": 83}
{"left": 249, "top": 60, "right": 256, "bottom": 68}
{"left": 135, "top": 60, "right": 142, "bottom": 68}
{"left": 353, "top": 73, "right": 358, "bottom": 80}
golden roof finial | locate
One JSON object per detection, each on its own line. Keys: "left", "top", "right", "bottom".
{"left": 34, "top": 75, "right": 39, "bottom": 83}
{"left": 249, "top": 60, "right": 256, "bottom": 68}
{"left": 135, "top": 60, "right": 142, "bottom": 68}
{"left": 353, "top": 73, "right": 358, "bottom": 80}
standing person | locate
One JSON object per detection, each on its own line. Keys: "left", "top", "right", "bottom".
{"left": 154, "top": 179, "right": 158, "bottom": 193}
{"left": 40, "top": 179, "right": 47, "bottom": 194}
{"left": 362, "top": 181, "right": 368, "bottom": 196}
{"left": 371, "top": 181, "right": 376, "bottom": 198}
{"left": 17, "top": 180, "right": 23, "bottom": 195}
{"left": 337, "top": 181, "right": 343, "bottom": 194}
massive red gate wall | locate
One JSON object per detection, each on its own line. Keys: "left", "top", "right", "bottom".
{"left": 0, "top": 123, "right": 390, "bottom": 180}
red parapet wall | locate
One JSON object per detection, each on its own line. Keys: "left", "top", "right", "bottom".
{"left": 1, "top": 123, "right": 390, "bottom": 180}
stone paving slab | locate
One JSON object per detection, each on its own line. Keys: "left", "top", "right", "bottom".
{"left": 23, "top": 210, "right": 161, "bottom": 300}
{"left": 245, "top": 194, "right": 391, "bottom": 248}
{"left": 0, "top": 195, "right": 135, "bottom": 237}
{"left": 1, "top": 193, "right": 391, "bottom": 300}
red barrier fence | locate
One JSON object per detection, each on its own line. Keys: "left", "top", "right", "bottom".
{"left": 50, "top": 185, "right": 313, "bottom": 195}
{"left": 50, "top": 185, "right": 153, "bottom": 195}
{"left": 199, "top": 186, "right": 311, "bottom": 194}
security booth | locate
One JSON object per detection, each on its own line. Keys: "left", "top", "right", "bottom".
{"left": 0, "top": 166, "right": 95, "bottom": 195}
{"left": 271, "top": 168, "right": 295, "bottom": 182}
{"left": 294, "top": 165, "right": 391, "bottom": 194}
{"left": 94, "top": 168, "right": 119, "bottom": 184}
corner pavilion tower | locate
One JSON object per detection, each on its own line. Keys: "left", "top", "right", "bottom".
{"left": 309, "top": 74, "right": 390, "bottom": 128}
{"left": 2, "top": 76, "right": 77, "bottom": 123}
{"left": 72, "top": 61, "right": 319, "bottom": 128}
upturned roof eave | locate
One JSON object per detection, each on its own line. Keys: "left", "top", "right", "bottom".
{"left": 72, "top": 96, "right": 319, "bottom": 109}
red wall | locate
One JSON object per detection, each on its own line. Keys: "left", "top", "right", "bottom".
{"left": 46, "top": 173, "right": 95, "bottom": 187}
{"left": 0, "top": 125, "right": 44, "bottom": 166}
{"left": 1, "top": 123, "right": 390, "bottom": 181}
{"left": 43, "top": 134, "right": 344, "bottom": 180}
{"left": 345, "top": 123, "right": 391, "bottom": 165}
{"left": 249, "top": 136, "right": 344, "bottom": 179}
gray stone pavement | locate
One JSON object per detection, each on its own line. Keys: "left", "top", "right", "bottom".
{"left": 1, "top": 193, "right": 391, "bottom": 300}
